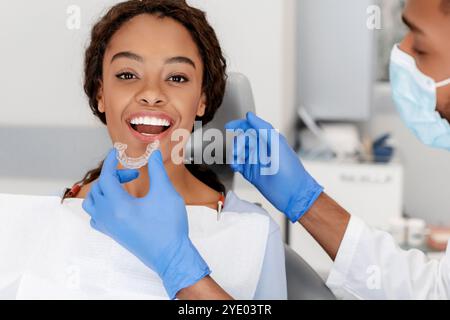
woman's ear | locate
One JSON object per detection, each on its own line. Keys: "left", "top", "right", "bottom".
{"left": 97, "top": 81, "right": 105, "bottom": 114}
{"left": 196, "top": 93, "right": 207, "bottom": 118}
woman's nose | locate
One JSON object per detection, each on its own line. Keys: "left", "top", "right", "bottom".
{"left": 135, "top": 82, "right": 167, "bottom": 106}
{"left": 139, "top": 97, "right": 165, "bottom": 106}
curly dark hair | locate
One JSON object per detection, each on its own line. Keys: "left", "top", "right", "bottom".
{"left": 62, "top": 0, "right": 227, "bottom": 201}
{"left": 442, "top": 0, "right": 450, "bottom": 14}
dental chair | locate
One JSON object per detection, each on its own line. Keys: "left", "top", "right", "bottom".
{"left": 0, "top": 71, "right": 336, "bottom": 300}
{"left": 191, "top": 72, "right": 336, "bottom": 300}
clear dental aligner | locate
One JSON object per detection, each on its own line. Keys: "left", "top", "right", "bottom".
{"left": 114, "top": 140, "right": 160, "bottom": 169}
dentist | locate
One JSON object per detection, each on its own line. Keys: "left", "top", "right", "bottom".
{"left": 83, "top": 0, "right": 450, "bottom": 299}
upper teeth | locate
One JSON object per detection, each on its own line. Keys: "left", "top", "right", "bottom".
{"left": 130, "top": 116, "right": 171, "bottom": 126}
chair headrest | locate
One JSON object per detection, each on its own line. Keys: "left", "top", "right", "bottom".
{"left": 186, "top": 72, "right": 256, "bottom": 163}
{"left": 203, "top": 72, "right": 256, "bottom": 133}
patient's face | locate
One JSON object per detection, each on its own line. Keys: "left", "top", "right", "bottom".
{"left": 98, "top": 14, "right": 206, "bottom": 161}
{"left": 400, "top": 0, "right": 450, "bottom": 120}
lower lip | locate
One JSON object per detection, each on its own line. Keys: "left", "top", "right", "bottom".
{"left": 126, "top": 122, "right": 173, "bottom": 143}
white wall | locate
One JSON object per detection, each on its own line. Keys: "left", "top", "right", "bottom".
{"left": 0, "top": 0, "right": 118, "bottom": 128}
{"left": 0, "top": 0, "right": 296, "bottom": 133}
{"left": 369, "top": 84, "right": 450, "bottom": 225}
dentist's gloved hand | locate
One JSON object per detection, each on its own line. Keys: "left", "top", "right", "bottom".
{"left": 225, "top": 112, "right": 324, "bottom": 223}
{"left": 82, "top": 148, "right": 210, "bottom": 299}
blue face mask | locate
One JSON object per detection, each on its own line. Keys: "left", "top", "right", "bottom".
{"left": 389, "top": 44, "right": 450, "bottom": 150}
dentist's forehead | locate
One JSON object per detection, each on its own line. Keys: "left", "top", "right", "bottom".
{"left": 404, "top": 0, "right": 450, "bottom": 21}
{"left": 403, "top": 0, "right": 450, "bottom": 38}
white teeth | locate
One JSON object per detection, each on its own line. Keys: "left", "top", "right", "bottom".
{"left": 130, "top": 116, "right": 171, "bottom": 126}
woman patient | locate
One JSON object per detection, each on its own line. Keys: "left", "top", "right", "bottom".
{"left": 48, "top": 0, "right": 285, "bottom": 299}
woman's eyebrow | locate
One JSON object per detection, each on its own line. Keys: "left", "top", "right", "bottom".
{"left": 111, "top": 51, "right": 144, "bottom": 64}
{"left": 110, "top": 52, "right": 196, "bottom": 69}
{"left": 165, "top": 56, "right": 196, "bottom": 69}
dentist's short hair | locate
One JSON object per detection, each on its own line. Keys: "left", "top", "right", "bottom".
{"left": 442, "top": 0, "right": 450, "bottom": 14}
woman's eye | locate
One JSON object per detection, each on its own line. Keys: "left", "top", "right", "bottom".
{"left": 168, "top": 75, "right": 188, "bottom": 83}
{"left": 116, "top": 72, "right": 137, "bottom": 80}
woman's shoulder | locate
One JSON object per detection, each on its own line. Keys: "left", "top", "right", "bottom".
{"left": 223, "top": 191, "right": 280, "bottom": 235}
{"left": 223, "top": 191, "right": 267, "bottom": 215}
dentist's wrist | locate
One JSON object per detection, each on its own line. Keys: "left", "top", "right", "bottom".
{"left": 285, "top": 178, "right": 324, "bottom": 223}
{"left": 162, "top": 239, "right": 211, "bottom": 300}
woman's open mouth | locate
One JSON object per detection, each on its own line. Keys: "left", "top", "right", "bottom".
{"left": 130, "top": 122, "right": 170, "bottom": 135}
{"left": 126, "top": 111, "right": 175, "bottom": 143}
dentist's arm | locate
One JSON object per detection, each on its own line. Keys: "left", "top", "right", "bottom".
{"left": 226, "top": 113, "right": 450, "bottom": 300}
{"left": 298, "top": 193, "right": 350, "bottom": 260}
{"left": 225, "top": 112, "right": 350, "bottom": 260}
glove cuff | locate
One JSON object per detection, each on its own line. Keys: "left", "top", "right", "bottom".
{"left": 161, "top": 239, "right": 211, "bottom": 300}
{"left": 285, "top": 176, "right": 324, "bottom": 223}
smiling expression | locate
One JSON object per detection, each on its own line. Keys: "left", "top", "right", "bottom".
{"left": 97, "top": 14, "right": 207, "bottom": 160}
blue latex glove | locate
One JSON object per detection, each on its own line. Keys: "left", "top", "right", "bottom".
{"left": 82, "top": 148, "right": 211, "bottom": 299}
{"left": 225, "top": 112, "right": 324, "bottom": 222}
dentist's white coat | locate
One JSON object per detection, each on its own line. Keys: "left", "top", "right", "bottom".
{"left": 326, "top": 216, "right": 450, "bottom": 299}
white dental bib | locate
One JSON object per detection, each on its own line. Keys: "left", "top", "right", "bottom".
{"left": 0, "top": 192, "right": 270, "bottom": 300}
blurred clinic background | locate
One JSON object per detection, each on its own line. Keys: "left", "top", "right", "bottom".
{"left": 1, "top": 0, "right": 450, "bottom": 278}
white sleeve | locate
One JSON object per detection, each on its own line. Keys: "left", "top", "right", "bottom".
{"left": 326, "top": 215, "right": 450, "bottom": 300}
{"left": 253, "top": 218, "right": 288, "bottom": 300}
